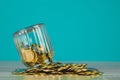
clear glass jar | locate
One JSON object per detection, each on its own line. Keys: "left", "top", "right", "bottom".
{"left": 13, "top": 23, "right": 53, "bottom": 67}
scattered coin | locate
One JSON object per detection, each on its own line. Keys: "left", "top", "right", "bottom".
{"left": 13, "top": 43, "right": 103, "bottom": 76}
{"left": 13, "top": 62, "right": 102, "bottom": 76}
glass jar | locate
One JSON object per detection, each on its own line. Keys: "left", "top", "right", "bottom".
{"left": 13, "top": 23, "right": 53, "bottom": 67}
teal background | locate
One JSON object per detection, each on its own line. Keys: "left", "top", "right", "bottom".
{"left": 0, "top": 0, "right": 120, "bottom": 61}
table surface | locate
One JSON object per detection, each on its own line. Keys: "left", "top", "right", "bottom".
{"left": 0, "top": 61, "right": 120, "bottom": 80}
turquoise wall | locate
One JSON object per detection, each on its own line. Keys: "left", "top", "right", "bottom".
{"left": 0, "top": 0, "right": 120, "bottom": 61}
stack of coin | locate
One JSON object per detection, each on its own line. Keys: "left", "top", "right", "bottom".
{"left": 13, "top": 62, "right": 102, "bottom": 76}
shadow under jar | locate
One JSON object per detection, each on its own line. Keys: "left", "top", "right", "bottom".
{"left": 13, "top": 23, "right": 53, "bottom": 67}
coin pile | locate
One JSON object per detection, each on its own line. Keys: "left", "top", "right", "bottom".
{"left": 13, "top": 43, "right": 103, "bottom": 76}
{"left": 13, "top": 62, "right": 102, "bottom": 76}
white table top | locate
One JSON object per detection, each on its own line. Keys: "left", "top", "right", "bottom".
{"left": 0, "top": 61, "right": 120, "bottom": 80}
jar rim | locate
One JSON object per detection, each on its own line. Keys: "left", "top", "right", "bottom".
{"left": 13, "top": 23, "right": 44, "bottom": 37}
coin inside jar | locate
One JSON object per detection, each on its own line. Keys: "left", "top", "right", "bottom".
{"left": 20, "top": 43, "right": 53, "bottom": 67}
